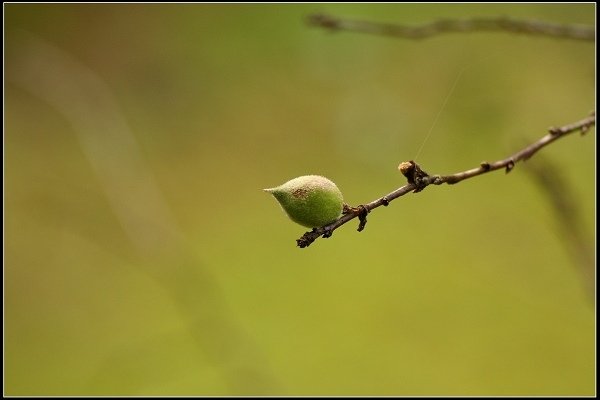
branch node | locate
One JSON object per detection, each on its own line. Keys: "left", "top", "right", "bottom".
{"left": 506, "top": 160, "right": 515, "bottom": 173}
{"left": 398, "top": 160, "right": 431, "bottom": 192}
{"left": 549, "top": 126, "right": 562, "bottom": 135}
{"left": 342, "top": 203, "right": 352, "bottom": 215}
{"left": 356, "top": 205, "right": 369, "bottom": 232}
{"left": 381, "top": 196, "right": 390, "bottom": 206}
{"left": 480, "top": 161, "right": 491, "bottom": 171}
{"left": 343, "top": 204, "right": 370, "bottom": 231}
{"left": 429, "top": 175, "right": 443, "bottom": 185}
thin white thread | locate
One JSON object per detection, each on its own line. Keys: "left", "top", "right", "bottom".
{"left": 413, "top": 67, "right": 466, "bottom": 161}
{"left": 412, "top": 52, "right": 502, "bottom": 161}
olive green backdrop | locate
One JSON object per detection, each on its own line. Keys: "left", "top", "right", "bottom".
{"left": 4, "top": 3, "right": 595, "bottom": 396}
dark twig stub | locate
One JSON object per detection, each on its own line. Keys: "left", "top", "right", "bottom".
{"left": 398, "top": 161, "right": 431, "bottom": 192}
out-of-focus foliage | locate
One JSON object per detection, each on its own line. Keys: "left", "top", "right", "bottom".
{"left": 4, "top": 3, "right": 595, "bottom": 396}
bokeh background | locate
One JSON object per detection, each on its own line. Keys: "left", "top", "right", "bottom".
{"left": 4, "top": 3, "right": 595, "bottom": 396}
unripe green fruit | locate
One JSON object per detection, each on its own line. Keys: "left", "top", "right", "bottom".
{"left": 264, "top": 175, "right": 344, "bottom": 228}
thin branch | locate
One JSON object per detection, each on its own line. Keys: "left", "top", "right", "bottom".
{"left": 524, "top": 156, "right": 595, "bottom": 301}
{"left": 307, "top": 14, "right": 595, "bottom": 42}
{"left": 297, "top": 112, "right": 595, "bottom": 248}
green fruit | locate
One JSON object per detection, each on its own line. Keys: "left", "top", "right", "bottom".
{"left": 264, "top": 175, "right": 344, "bottom": 228}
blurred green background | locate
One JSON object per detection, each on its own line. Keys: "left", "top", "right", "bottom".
{"left": 4, "top": 3, "right": 595, "bottom": 396}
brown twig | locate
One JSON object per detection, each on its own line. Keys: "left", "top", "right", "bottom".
{"left": 307, "top": 14, "right": 595, "bottom": 42}
{"left": 297, "top": 112, "right": 595, "bottom": 248}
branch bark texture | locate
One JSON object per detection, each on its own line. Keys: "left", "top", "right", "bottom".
{"left": 308, "top": 14, "right": 595, "bottom": 42}
{"left": 297, "top": 113, "right": 595, "bottom": 248}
